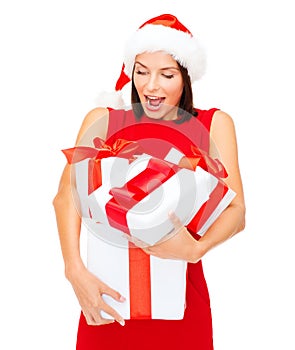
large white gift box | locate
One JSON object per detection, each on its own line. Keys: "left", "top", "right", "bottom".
{"left": 86, "top": 223, "right": 187, "bottom": 320}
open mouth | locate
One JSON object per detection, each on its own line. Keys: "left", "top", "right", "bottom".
{"left": 145, "top": 95, "right": 165, "bottom": 111}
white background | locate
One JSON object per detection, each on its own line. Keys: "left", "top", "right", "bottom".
{"left": 1, "top": 0, "right": 294, "bottom": 349}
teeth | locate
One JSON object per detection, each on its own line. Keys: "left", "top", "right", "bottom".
{"left": 145, "top": 95, "right": 164, "bottom": 110}
{"left": 147, "top": 96, "right": 160, "bottom": 100}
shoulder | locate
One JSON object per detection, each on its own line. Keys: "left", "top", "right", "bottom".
{"left": 212, "top": 109, "right": 234, "bottom": 125}
{"left": 211, "top": 110, "right": 236, "bottom": 138}
{"left": 81, "top": 107, "right": 109, "bottom": 128}
{"left": 209, "top": 110, "right": 238, "bottom": 159}
{"left": 75, "top": 107, "right": 109, "bottom": 145}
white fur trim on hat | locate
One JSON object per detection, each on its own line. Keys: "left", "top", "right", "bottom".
{"left": 95, "top": 90, "right": 125, "bottom": 109}
{"left": 123, "top": 24, "right": 206, "bottom": 82}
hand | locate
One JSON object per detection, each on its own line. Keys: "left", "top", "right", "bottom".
{"left": 67, "top": 264, "right": 125, "bottom": 326}
{"left": 142, "top": 212, "right": 207, "bottom": 263}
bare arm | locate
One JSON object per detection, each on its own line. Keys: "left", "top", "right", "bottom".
{"left": 197, "top": 110, "right": 245, "bottom": 250}
{"left": 53, "top": 107, "right": 125, "bottom": 326}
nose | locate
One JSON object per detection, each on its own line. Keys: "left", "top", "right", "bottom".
{"left": 146, "top": 73, "right": 160, "bottom": 92}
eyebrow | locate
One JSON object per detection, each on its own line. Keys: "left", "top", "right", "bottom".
{"left": 134, "top": 61, "right": 180, "bottom": 71}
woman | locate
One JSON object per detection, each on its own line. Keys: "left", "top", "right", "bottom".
{"left": 53, "top": 14, "right": 245, "bottom": 349}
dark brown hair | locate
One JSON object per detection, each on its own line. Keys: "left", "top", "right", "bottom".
{"left": 131, "top": 62, "right": 198, "bottom": 123}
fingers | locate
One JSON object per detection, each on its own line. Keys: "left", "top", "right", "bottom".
{"left": 123, "top": 212, "right": 184, "bottom": 250}
{"left": 100, "top": 302, "right": 125, "bottom": 326}
{"left": 83, "top": 302, "right": 125, "bottom": 327}
{"left": 168, "top": 211, "right": 184, "bottom": 232}
{"left": 82, "top": 285, "right": 126, "bottom": 327}
{"left": 103, "top": 283, "right": 126, "bottom": 303}
{"left": 122, "top": 234, "right": 148, "bottom": 248}
{"left": 102, "top": 285, "right": 126, "bottom": 326}
{"left": 82, "top": 310, "right": 115, "bottom": 326}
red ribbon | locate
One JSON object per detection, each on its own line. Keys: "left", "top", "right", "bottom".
{"left": 105, "top": 158, "right": 180, "bottom": 319}
{"left": 179, "top": 145, "right": 228, "bottom": 178}
{"left": 105, "top": 146, "right": 228, "bottom": 235}
{"left": 187, "top": 180, "right": 229, "bottom": 236}
{"left": 179, "top": 146, "right": 229, "bottom": 236}
{"left": 62, "top": 138, "right": 141, "bottom": 194}
{"left": 106, "top": 158, "right": 179, "bottom": 233}
{"left": 128, "top": 245, "right": 152, "bottom": 319}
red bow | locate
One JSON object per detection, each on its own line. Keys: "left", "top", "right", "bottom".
{"left": 62, "top": 138, "right": 141, "bottom": 193}
{"left": 62, "top": 137, "right": 141, "bottom": 164}
{"left": 179, "top": 145, "right": 228, "bottom": 178}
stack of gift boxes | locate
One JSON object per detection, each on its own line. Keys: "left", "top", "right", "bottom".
{"left": 63, "top": 137, "right": 235, "bottom": 320}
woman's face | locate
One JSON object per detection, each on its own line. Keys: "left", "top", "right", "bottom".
{"left": 133, "top": 51, "right": 184, "bottom": 120}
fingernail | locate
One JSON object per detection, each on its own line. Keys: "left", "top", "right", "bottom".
{"left": 119, "top": 295, "right": 126, "bottom": 302}
{"left": 119, "top": 319, "right": 125, "bottom": 326}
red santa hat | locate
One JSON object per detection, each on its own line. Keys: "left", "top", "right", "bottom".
{"left": 97, "top": 14, "right": 206, "bottom": 108}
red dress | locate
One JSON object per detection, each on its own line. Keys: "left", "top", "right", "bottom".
{"left": 76, "top": 108, "right": 218, "bottom": 350}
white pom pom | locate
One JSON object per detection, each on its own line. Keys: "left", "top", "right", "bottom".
{"left": 95, "top": 90, "right": 125, "bottom": 109}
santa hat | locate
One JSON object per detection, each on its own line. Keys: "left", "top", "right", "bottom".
{"left": 97, "top": 14, "right": 206, "bottom": 108}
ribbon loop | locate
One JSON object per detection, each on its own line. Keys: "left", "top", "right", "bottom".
{"left": 62, "top": 138, "right": 141, "bottom": 164}
{"left": 62, "top": 138, "right": 141, "bottom": 194}
{"left": 179, "top": 145, "right": 228, "bottom": 178}
{"left": 109, "top": 158, "right": 179, "bottom": 207}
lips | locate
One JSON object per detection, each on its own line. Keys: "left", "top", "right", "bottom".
{"left": 145, "top": 95, "right": 165, "bottom": 111}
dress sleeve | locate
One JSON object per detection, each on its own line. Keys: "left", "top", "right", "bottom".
{"left": 194, "top": 108, "right": 219, "bottom": 153}
{"left": 197, "top": 108, "right": 219, "bottom": 133}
